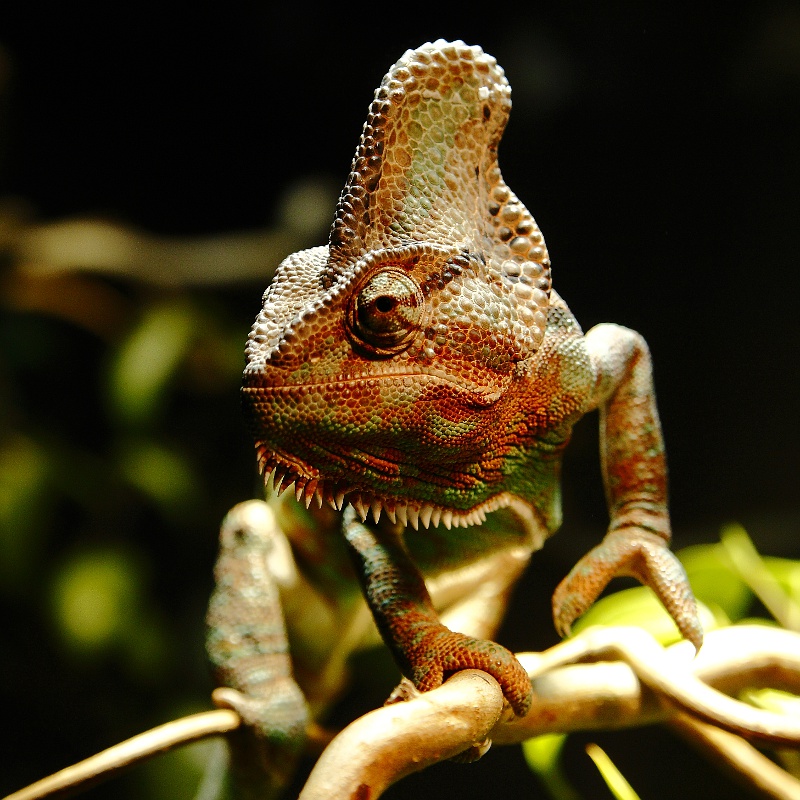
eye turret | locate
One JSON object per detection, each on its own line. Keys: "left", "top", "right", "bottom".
{"left": 347, "top": 268, "right": 424, "bottom": 356}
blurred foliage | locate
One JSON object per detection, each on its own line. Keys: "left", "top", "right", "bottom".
{"left": 0, "top": 21, "right": 336, "bottom": 797}
{"left": 569, "top": 525, "right": 800, "bottom": 642}
{"left": 140, "top": 720, "right": 225, "bottom": 800}
{"left": 109, "top": 301, "right": 199, "bottom": 426}
{"left": 0, "top": 167, "right": 335, "bottom": 799}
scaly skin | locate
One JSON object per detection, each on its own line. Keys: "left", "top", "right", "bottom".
{"left": 206, "top": 503, "right": 308, "bottom": 797}
{"left": 215, "top": 40, "right": 702, "bottom": 751}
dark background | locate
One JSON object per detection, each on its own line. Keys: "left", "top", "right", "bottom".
{"left": 1, "top": 3, "right": 798, "bottom": 799}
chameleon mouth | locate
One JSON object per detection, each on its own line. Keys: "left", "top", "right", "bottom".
{"left": 256, "top": 446, "right": 512, "bottom": 530}
{"left": 242, "top": 371, "right": 507, "bottom": 408}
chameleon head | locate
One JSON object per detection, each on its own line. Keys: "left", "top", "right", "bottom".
{"left": 242, "top": 41, "right": 553, "bottom": 526}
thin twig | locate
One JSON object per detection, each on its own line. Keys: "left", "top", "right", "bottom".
{"left": 672, "top": 712, "right": 800, "bottom": 800}
{"left": 4, "top": 710, "right": 239, "bottom": 800}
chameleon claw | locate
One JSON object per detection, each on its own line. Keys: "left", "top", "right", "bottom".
{"left": 552, "top": 528, "right": 703, "bottom": 651}
{"left": 410, "top": 629, "right": 532, "bottom": 717}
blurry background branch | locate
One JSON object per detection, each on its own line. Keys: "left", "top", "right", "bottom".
{"left": 3, "top": 177, "right": 335, "bottom": 288}
{"left": 0, "top": 177, "right": 335, "bottom": 343}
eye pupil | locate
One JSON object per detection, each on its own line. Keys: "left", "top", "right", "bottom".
{"left": 375, "top": 296, "right": 395, "bottom": 313}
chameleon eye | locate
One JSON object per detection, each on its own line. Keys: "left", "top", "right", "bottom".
{"left": 348, "top": 267, "right": 424, "bottom": 355}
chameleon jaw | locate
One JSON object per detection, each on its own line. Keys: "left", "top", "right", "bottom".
{"left": 258, "top": 450, "right": 514, "bottom": 531}
{"left": 343, "top": 491, "right": 516, "bottom": 531}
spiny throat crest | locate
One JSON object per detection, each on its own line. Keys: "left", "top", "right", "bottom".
{"left": 258, "top": 451, "right": 516, "bottom": 530}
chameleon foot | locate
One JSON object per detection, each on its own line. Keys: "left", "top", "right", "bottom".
{"left": 407, "top": 625, "right": 533, "bottom": 717}
{"left": 212, "top": 684, "right": 308, "bottom": 747}
{"left": 212, "top": 684, "right": 308, "bottom": 797}
{"left": 552, "top": 528, "right": 703, "bottom": 651}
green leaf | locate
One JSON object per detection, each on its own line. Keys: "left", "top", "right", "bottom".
{"left": 522, "top": 734, "right": 581, "bottom": 800}
{"left": 720, "top": 524, "right": 800, "bottom": 630}
{"left": 741, "top": 687, "right": 800, "bottom": 716}
{"left": 570, "top": 585, "right": 717, "bottom": 645}
{"left": 50, "top": 547, "right": 143, "bottom": 653}
{"left": 677, "top": 542, "right": 753, "bottom": 622}
{"left": 49, "top": 545, "right": 168, "bottom": 677}
{"left": 117, "top": 437, "right": 199, "bottom": 517}
{"left": 523, "top": 732, "right": 569, "bottom": 774}
{"left": 585, "top": 743, "right": 641, "bottom": 800}
{"left": 763, "top": 556, "right": 800, "bottom": 606}
{"left": 0, "top": 434, "right": 51, "bottom": 586}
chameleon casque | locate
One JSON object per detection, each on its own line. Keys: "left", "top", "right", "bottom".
{"left": 206, "top": 40, "right": 702, "bottom": 793}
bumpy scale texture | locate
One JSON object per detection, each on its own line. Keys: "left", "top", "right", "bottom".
{"left": 231, "top": 40, "right": 701, "bottom": 725}
{"left": 207, "top": 503, "right": 308, "bottom": 795}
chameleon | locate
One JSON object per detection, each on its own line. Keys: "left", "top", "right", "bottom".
{"left": 207, "top": 39, "right": 702, "bottom": 794}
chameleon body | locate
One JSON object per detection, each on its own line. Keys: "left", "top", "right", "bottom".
{"left": 207, "top": 40, "right": 702, "bottom": 790}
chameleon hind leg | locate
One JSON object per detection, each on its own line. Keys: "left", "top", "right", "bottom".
{"left": 206, "top": 501, "right": 309, "bottom": 799}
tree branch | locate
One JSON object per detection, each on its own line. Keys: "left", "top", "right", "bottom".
{"left": 6, "top": 625, "right": 800, "bottom": 800}
{"left": 4, "top": 710, "right": 240, "bottom": 800}
{"left": 299, "top": 669, "right": 506, "bottom": 800}
{"left": 499, "top": 625, "right": 800, "bottom": 746}
{"left": 304, "top": 625, "right": 800, "bottom": 798}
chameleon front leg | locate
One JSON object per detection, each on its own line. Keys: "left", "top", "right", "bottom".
{"left": 552, "top": 324, "right": 703, "bottom": 649}
{"left": 342, "top": 506, "right": 532, "bottom": 717}
{"left": 206, "top": 500, "right": 309, "bottom": 799}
